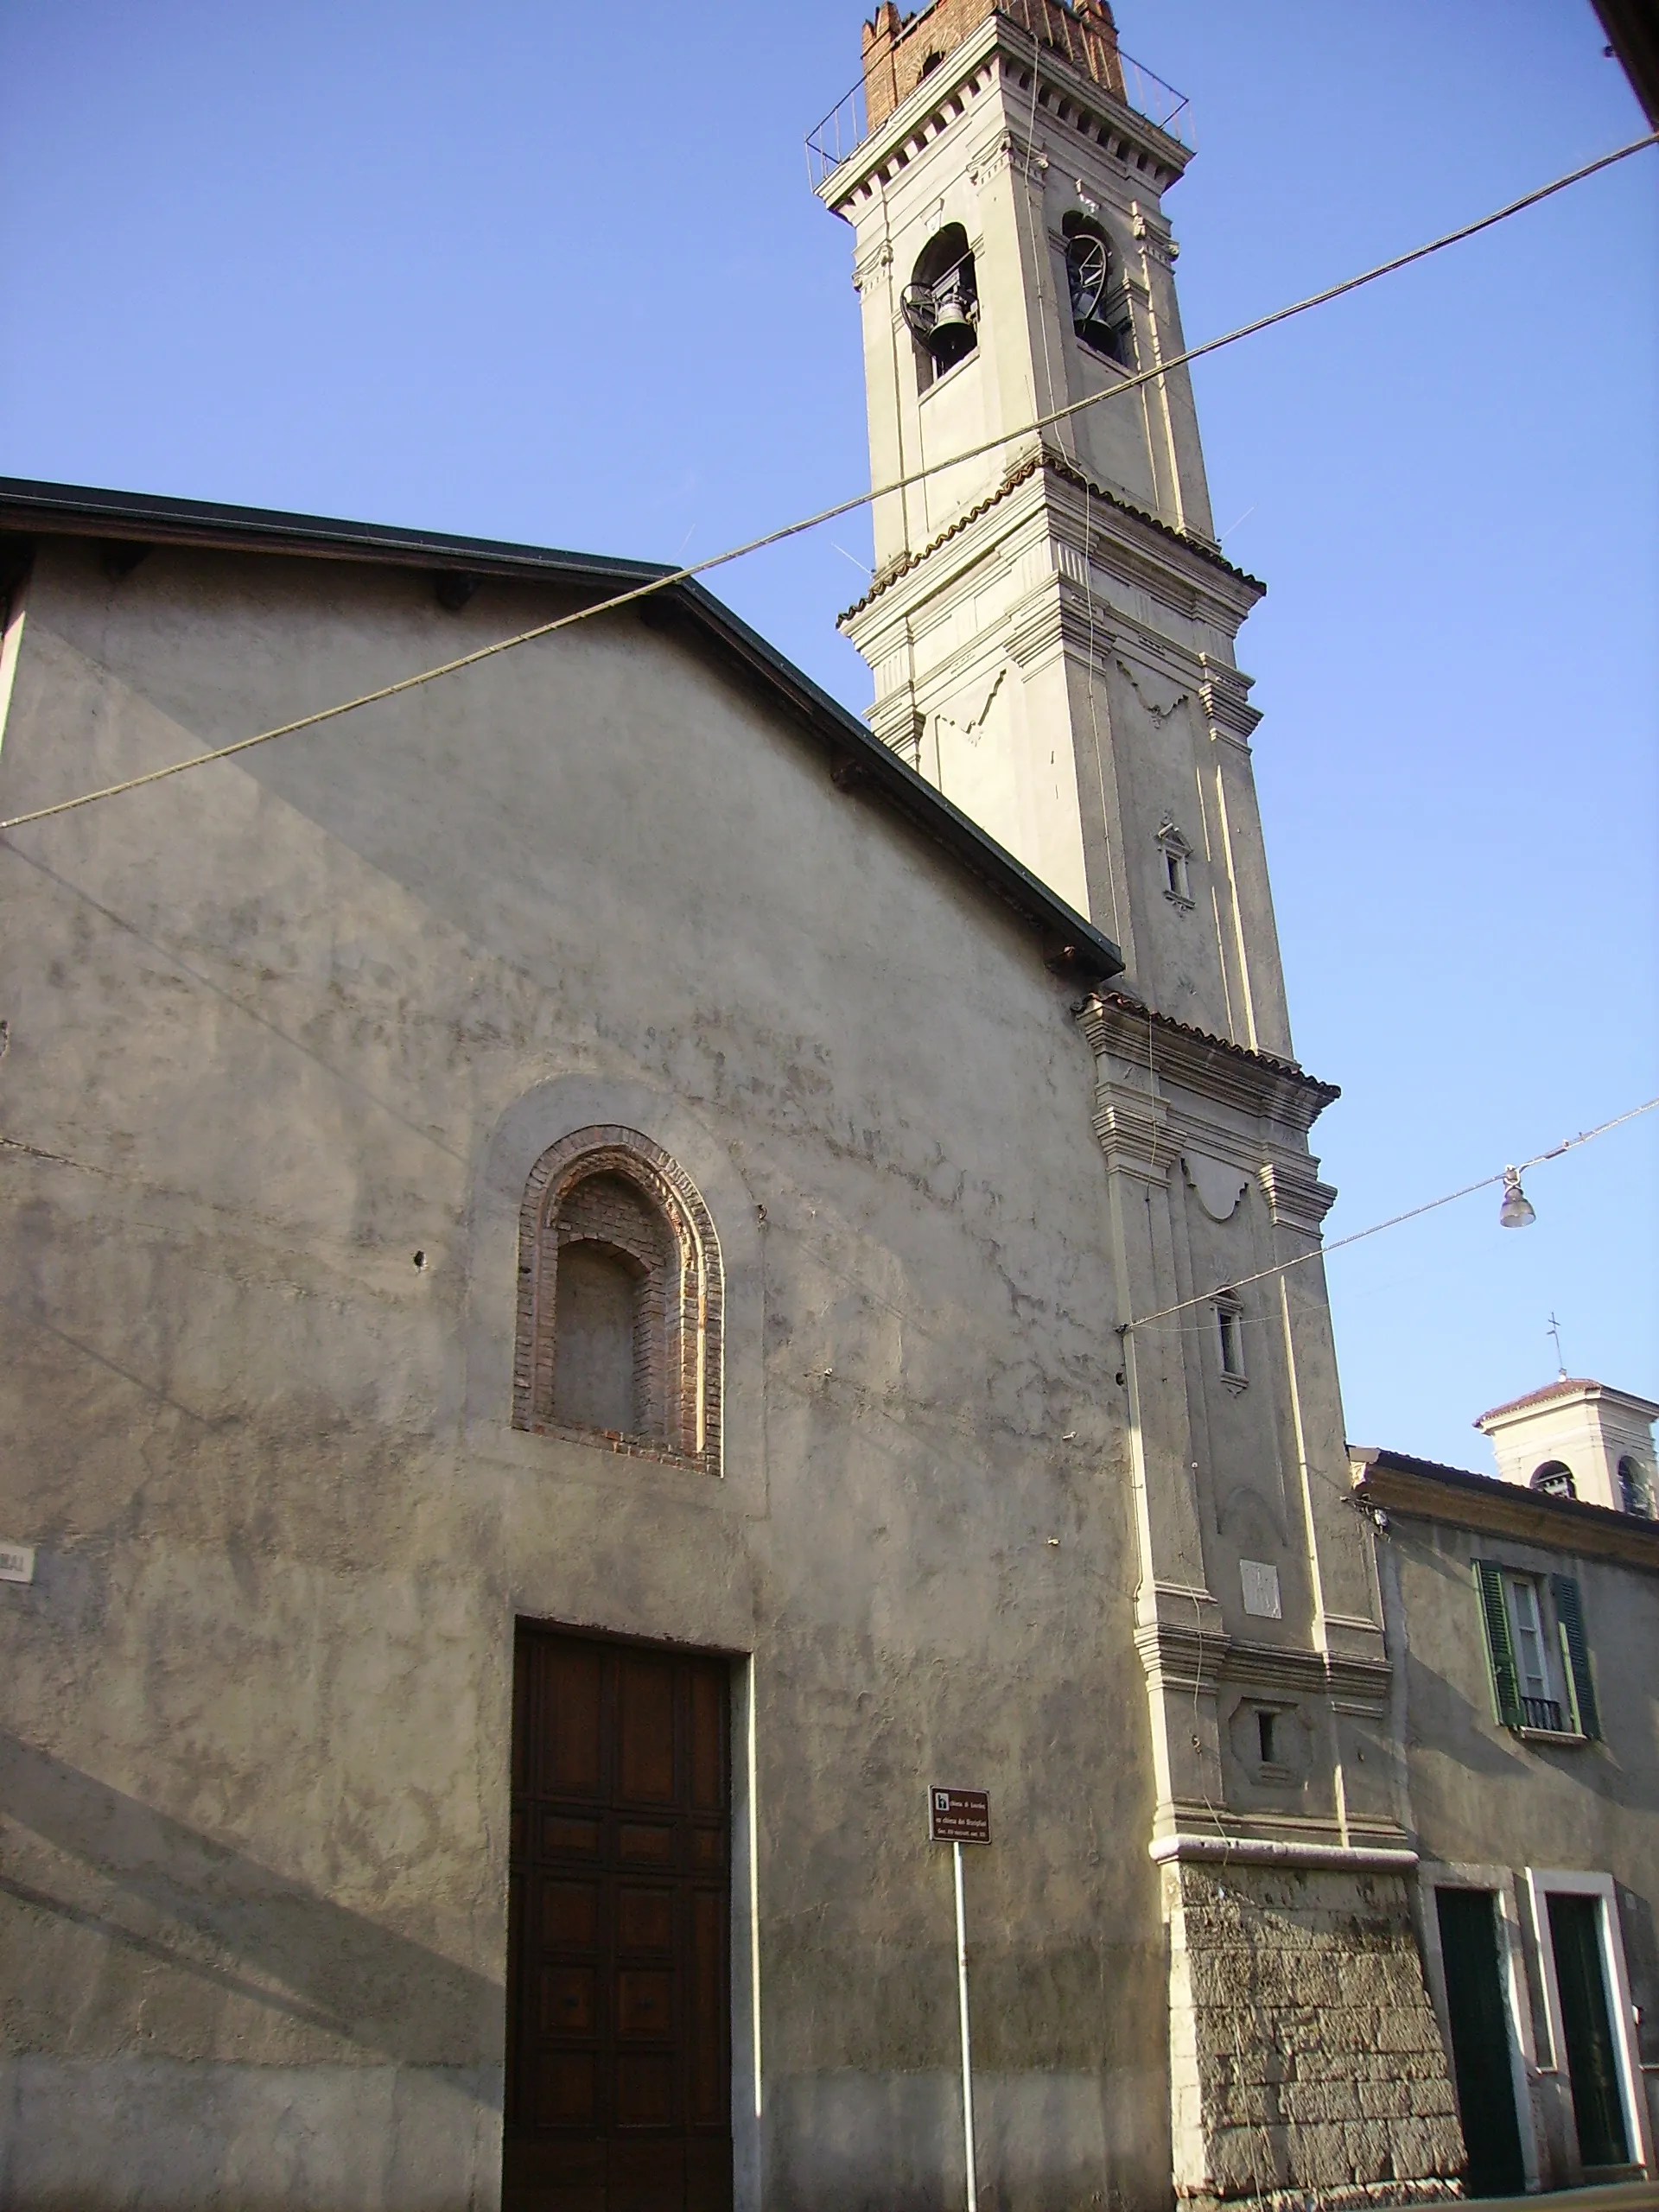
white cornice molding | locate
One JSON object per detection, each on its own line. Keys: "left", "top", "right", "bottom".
{"left": 1080, "top": 993, "right": 1339, "bottom": 1134}
{"left": 840, "top": 460, "right": 1263, "bottom": 647}
{"left": 821, "top": 14, "right": 1188, "bottom": 214}
{"left": 1151, "top": 1834, "right": 1419, "bottom": 1872}
{"left": 1258, "top": 1158, "right": 1338, "bottom": 1236}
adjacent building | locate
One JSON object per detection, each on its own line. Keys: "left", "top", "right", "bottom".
{"left": 1351, "top": 1422, "right": 1659, "bottom": 2195}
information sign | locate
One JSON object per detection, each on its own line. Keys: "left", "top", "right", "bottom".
{"left": 928, "top": 1786, "right": 991, "bottom": 1845}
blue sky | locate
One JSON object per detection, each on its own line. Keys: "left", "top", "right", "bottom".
{"left": 2, "top": 1, "right": 1654, "bottom": 1467}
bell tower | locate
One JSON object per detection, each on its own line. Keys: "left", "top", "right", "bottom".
{"left": 812, "top": 9, "right": 1464, "bottom": 2207}
{"left": 818, "top": 0, "right": 1292, "bottom": 1058}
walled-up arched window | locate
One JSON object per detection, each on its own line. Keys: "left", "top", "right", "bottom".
{"left": 903, "top": 223, "right": 979, "bottom": 391}
{"left": 1062, "top": 211, "right": 1131, "bottom": 365}
{"left": 515, "top": 1127, "right": 721, "bottom": 1472}
{"left": 1618, "top": 1455, "right": 1651, "bottom": 1516}
{"left": 1531, "top": 1459, "right": 1576, "bottom": 1500}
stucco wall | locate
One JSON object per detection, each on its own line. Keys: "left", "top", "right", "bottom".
{"left": 1379, "top": 1516, "right": 1659, "bottom": 2178}
{"left": 0, "top": 538, "right": 1167, "bottom": 2209}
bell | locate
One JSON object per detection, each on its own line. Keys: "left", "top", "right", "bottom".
{"left": 927, "top": 283, "right": 977, "bottom": 370}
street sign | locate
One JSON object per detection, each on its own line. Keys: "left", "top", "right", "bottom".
{"left": 929, "top": 1786, "right": 991, "bottom": 1844}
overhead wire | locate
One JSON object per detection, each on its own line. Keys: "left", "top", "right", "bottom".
{"left": 1122, "top": 1095, "right": 1659, "bottom": 1337}
{"left": 1, "top": 128, "right": 1653, "bottom": 836}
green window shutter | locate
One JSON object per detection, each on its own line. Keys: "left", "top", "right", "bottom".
{"left": 1475, "top": 1560, "right": 1523, "bottom": 1728}
{"left": 1549, "top": 1573, "right": 1601, "bottom": 1740}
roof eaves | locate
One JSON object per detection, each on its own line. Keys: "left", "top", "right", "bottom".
{"left": 1090, "top": 987, "right": 1339, "bottom": 1100}
{"left": 1475, "top": 1376, "right": 1659, "bottom": 1427}
{"left": 1351, "top": 1446, "right": 1659, "bottom": 1559}
{"left": 0, "top": 476, "right": 1125, "bottom": 989}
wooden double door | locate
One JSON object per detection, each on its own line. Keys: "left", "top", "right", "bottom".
{"left": 505, "top": 1626, "right": 734, "bottom": 2212}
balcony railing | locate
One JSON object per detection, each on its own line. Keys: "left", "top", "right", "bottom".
{"left": 1521, "top": 1696, "right": 1567, "bottom": 1732}
{"left": 806, "top": 3, "right": 1192, "bottom": 188}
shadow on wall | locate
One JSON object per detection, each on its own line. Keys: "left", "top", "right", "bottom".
{"left": 0, "top": 1731, "right": 499, "bottom": 2063}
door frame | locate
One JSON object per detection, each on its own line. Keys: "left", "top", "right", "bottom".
{"left": 502, "top": 1618, "right": 764, "bottom": 2212}
{"left": 1417, "top": 1862, "right": 1541, "bottom": 2191}
{"left": 1526, "top": 1867, "right": 1653, "bottom": 2178}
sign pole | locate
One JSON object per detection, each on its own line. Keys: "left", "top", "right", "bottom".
{"left": 928, "top": 1785, "right": 990, "bottom": 2212}
{"left": 953, "top": 1836, "right": 977, "bottom": 2212}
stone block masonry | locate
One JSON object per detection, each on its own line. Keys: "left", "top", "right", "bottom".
{"left": 1165, "top": 1862, "right": 1465, "bottom": 2209}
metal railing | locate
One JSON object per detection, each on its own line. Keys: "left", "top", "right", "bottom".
{"left": 1521, "top": 1696, "right": 1567, "bottom": 1732}
{"left": 805, "top": 4, "right": 1192, "bottom": 188}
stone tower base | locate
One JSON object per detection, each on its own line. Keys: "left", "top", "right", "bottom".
{"left": 1163, "top": 1855, "right": 1465, "bottom": 2209}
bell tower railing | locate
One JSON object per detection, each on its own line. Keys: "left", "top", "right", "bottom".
{"left": 805, "top": 0, "right": 1191, "bottom": 187}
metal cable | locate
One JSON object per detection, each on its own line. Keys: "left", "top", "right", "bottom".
{"left": 2, "top": 129, "right": 1651, "bottom": 836}
{"left": 1122, "top": 1095, "right": 1659, "bottom": 1337}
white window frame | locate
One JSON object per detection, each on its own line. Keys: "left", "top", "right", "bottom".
{"left": 1416, "top": 1862, "right": 1542, "bottom": 2192}
{"left": 1216, "top": 1294, "right": 1247, "bottom": 1387}
{"left": 1526, "top": 1867, "right": 1653, "bottom": 2177}
{"left": 1504, "top": 1572, "right": 1565, "bottom": 1724}
{"left": 1156, "top": 819, "right": 1195, "bottom": 908}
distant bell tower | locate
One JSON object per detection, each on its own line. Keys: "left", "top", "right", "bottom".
{"left": 816, "top": 0, "right": 1291, "bottom": 1059}
{"left": 811, "top": 10, "right": 1465, "bottom": 2209}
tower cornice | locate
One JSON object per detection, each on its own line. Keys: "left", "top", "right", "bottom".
{"left": 838, "top": 449, "right": 1262, "bottom": 639}
{"left": 1078, "top": 988, "right": 1339, "bottom": 1132}
{"left": 817, "top": 8, "right": 1190, "bottom": 219}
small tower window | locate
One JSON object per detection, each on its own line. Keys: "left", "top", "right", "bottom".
{"left": 1255, "top": 1709, "right": 1277, "bottom": 1765}
{"left": 1062, "top": 211, "right": 1131, "bottom": 365}
{"left": 1618, "top": 1455, "right": 1651, "bottom": 1516}
{"left": 1531, "top": 1459, "right": 1576, "bottom": 1499}
{"left": 904, "top": 223, "right": 979, "bottom": 391}
{"left": 1157, "top": 818, "right": 1194, "bottom": 906}
{"left": 1217, "top": 1294, "right": 1246, "bottom": 1382}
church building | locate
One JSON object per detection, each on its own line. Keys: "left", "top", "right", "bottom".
{"left": 0, "top": 3, "right": 1650, "bottom": 2209}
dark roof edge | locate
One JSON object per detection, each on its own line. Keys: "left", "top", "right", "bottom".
{"left": 1086, "top": 987, "right": 1339, "bottom": 1099}
{"left": 0, "top": 475, "right": 1124, "bottom": 988}
{"left": 1351, "top": 1446, "right": 1659, "bottom": 1555}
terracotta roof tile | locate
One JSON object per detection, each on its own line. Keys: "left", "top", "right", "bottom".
{"left": 1089, "top": 988, "right": 1340, "bottom": 1100}
{"left": 1476, "top": 1377, "right": 1602, "bottom": 1426}
{"left": 836, "top": 448, "right": 1262, "bottom": 625}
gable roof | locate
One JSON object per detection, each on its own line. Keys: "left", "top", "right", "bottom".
{"left": 0, "top": 475, "right": 1124, "bottom": 988}
{"left": 1349, "top": 1445, "right": 1659, "bottom": 1570}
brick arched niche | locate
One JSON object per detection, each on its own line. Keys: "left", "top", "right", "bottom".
{"left": 514, "top": 1126, "right": 722, "bottom": 1473}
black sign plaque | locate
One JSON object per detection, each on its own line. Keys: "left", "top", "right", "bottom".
{"left": 928, "top": 1786, "right": 991, "bottom": 1844}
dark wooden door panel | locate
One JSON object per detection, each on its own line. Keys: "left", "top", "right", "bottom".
{"left": 1434, "top": 1887, "right": 1525, "bottom": 2196}
{"left": 505, "top": 1626, "right": 734, "bottom": 2212}
{"left": 1548, "top": 1893, "right": 1630, "bottom": 2171}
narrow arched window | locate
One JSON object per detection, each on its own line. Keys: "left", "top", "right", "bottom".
{"left": 1531, "top": 1459, "right": 1575, "bottom": 1500}
{"left": 903, "top": 222, "right": 978, "bottom": 392}
{"left": 1062, "top": 211, "right": 1131, "bottom": 365}
{"left": 1618, "top": 1456, "right": 1651, "bottom": 1516}
{"left": 515, "top": 1128, "right": 722, "bottom": 1472}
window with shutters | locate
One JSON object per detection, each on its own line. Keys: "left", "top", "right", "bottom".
{"left": 1474, "top": 1561, "right": 1599, "bottom": 1741}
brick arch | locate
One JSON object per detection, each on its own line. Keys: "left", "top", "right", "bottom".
{"left": 513, "top": 1125, "right": 722, "bottom": 1473}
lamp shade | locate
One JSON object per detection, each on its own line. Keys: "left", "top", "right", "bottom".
{"left": 1499, "top": 1166, "right": 1536, "bottom": 1230}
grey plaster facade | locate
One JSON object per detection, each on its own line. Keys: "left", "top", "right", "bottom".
{"left": 0, "top": 505, "right": 1170, "bottom": 2209}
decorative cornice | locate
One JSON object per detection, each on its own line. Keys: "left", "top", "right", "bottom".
{"left": 837, "top": 449, "right": 1262, "bottom": 627}
{"left": 819, "top": 11, "right": 1188, "bottom": 214}
{"left": 1136, "top": 1616, "right": 1230, "bottom": 1691}
{"left": 1198, "top": 654, "right": 1262, "bottom": 747}
{"left": 1151, "top": 1834, "right": 1418, "bottom": 1872}
{"left": 1258, "top": 1158, "right": 1339, "bottom": 1236}
{"left": 1079, "top": 990, "right": 1340, "bottom": 1132}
